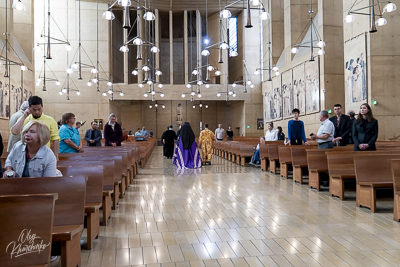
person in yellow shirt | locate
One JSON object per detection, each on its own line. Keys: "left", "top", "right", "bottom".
{"left": 11, "top": 96, "right": 60, "bottom": 160}
{"left": 199, "top": 124, "right": 216, "bottom": 165}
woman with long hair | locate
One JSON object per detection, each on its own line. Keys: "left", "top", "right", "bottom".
{"left": 352, "top": 103, "right": 378, "bottom": 151}
{"left": 173, "top": 122, "right": 202, "bottom": 169}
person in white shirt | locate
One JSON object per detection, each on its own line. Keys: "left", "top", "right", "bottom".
{"left": 310, "top": 110, "right": 335, "bottom": 149}
{"left": 215, "top": 124, "right": 225, "bottom": 141}
{"left": 265, "top": 122, "right": 278, "bottom": 141}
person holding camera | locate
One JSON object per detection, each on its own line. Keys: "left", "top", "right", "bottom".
{"left": 3, "top": 121, "right": 57, "bottom": 178}
{"left": 310, "top": 110, "right": 335, "bottom": 149}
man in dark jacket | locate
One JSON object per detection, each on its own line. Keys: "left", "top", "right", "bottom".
{"left": 84, "top": 121, "right": 103, "bottom": 146}
{"left": 329, "top": 104, "right": 351, "bottom": 146}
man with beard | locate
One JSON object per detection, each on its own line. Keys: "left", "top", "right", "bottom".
{"left": 11, "top": 96, "right": 60, "bottom": 160}
{"left": 162, "top": 125, "right": 177, "bottom": 159}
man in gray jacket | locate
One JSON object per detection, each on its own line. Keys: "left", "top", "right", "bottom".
{"left": 84, "top": 121, "right": 102, "bottom": 146}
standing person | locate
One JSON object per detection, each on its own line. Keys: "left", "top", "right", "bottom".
{"left": 59, "top": 113, "right": 82, "bottom": 153}
{"left": 199, "top": 124, "right": 216, "bottom": 165}
{"left": 226, "top": 125, "right": 234, "bottom": 141}
{"left": 163, "top": 125, "right": 177, "bottom": 159}
{"left": 140, "top": 126, "right": 149, "bottom": 141}
{"left": 265, "top": 122, "right": 278, "bottom": 141}
{"left": 352, "top": 103, "right": 378, "bottom": 151}
{"left": 84, "top": 121, "right": 102, "bottom": 146}
{"left": 347, "top": 110, "right": 356, "bottom": 144}
{"left": 161, "top": 126, "right": 170, "bottom": 157}
{"left": 149, "top": 129, "right": 154, "bottom": 138}
{"left": 7, "top": 100, "right": 29, "bottom": 152}
{"left": 173, "top": 122, "right": 202, "bottom": 169}
{"left": 4, "top": 121, "right": 56, "bottom": 178}
{"left": 287, "top": 108, "right": 309, "bottom": 145}
{"left": 104, "top": 113, "right": 123, "bottom": 146}
{"left": 11, "top": 96, "right": 60, "bottom": 160}
{"left": 0, "top": 132, "right": 3, "bottom": 177}
{"left": 75, "top": 121, "right": 82, "bottom": 131}
{"left": 215, "top": 124, "right": 225, "bottom": 141}
{"left": 329, "top": 104, "right": 351, "bottom": 146}
{"left": 277, "top": 126, "right": 285, "bottom": 141}
{"left": 310, "top": 110, "right": 335, "bottom": 149}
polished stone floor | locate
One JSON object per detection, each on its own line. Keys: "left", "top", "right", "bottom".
{"left": 54, "top": 147, "right": 400, "bottom": 266}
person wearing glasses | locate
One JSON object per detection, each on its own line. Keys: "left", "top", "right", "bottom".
{"left": 59, "top": 113, "right": 82, "bottom": 153}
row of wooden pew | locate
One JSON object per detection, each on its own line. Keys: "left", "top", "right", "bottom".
{"left": 0, "top": 139, "right": 156, "bottom": 267}
{"left": 214, "top": 139, "right": 400, "bottom": 221}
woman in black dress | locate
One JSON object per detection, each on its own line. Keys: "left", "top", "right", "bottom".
{"left": 227, "top": 125, "right": 234, "bottom": 141}
{"left": 277, "top": 126, "right": 285, "bottom": 141}
{"left": 352, "top": 103, "right": 378, "bottom": 151}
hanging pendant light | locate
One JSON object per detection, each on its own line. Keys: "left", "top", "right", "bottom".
{"left": 118, "top": 0, "right": 131, "bottom": 7}
{"left": 102, "top": 10, "right": 115, "bottom": 20}
{"left": 143, "top": 11, "right": 156, "bottom": 21}
{"left": 219, "top": 9, "right": 232, "bottom": 19}
{"left": 12, "top": 0, "right": 26, "bottom": 11}
{"left": 383, "top": 2, "right": 397, "bottom": 13}
{"left": 123, "top": 6, "right": 131, "bottom": 28}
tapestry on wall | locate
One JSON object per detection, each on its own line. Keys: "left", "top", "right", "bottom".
{"left": 344, "top": 33, "right": 367, "bottom": 109}
{"left": 293, "top": 63, "right": 306, "bottom": 115}
{"left": 264, "top": 77, "right": 282, "bottom": 122}
{"left": 282, "top": 71, "right": 293, "bottom": 119}
{"left": 305, "top": 59, "right": 320, "bottom": 114}
{"left": 0, "top": 79, "right": 33, "bottom": 120}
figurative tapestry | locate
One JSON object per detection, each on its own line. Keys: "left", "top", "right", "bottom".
{"left": 0, "top": 78, "right": 33, "bottom": 120}
{"left": 293, "top": 64, "right": 306, "bottom": 115}
{"left": 282, "top": 71, "right": 293, "bottom": 119}
{"left": 305, "top": 59, "right": 320, "bottom": 114}
{"left": 344, "top": 33, "right": 367, "bottom": 109}
{"left": 264, "top": 76, "right": 282, "bottom": 121}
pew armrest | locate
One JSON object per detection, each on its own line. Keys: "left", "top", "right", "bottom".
{"left": 52, "top": 224, "right": 84, "bottom": 242}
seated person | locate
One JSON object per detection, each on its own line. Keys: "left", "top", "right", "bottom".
{"left": 128, "top": 130, "right": 133, "bottom": 136}
{"left": 149, "top": 129, "right": 154, "bottom": 138}
{"left": 250, "top": 137, "right": 265, "bottom": 166}
{"left": 3, "top": 121, "right": 57, "bottom": 178}
{"left": 134, "top": 128, "right": 144, "bottom": 141}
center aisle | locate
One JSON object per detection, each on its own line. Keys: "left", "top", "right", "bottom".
{"left": 75, "top": 147, "right": 400, "bottom": 267}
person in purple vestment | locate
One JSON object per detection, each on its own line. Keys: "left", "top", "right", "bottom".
{"left": 173, "top": 122, "right": 202, "bottom": 169}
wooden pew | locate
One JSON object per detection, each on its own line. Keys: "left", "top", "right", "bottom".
{"left": 59, "top": 154, "right": 123, "bottom": 210}
{"left": 391, "top": 160, "right": 400, "bottom": 221}
{"left": 278, "top": 145, "right": 292, "bottom": 178}
{"left": 0, "top": 176, "right": 86, "bottom": 267}
{"left": 267, "top": 141, "right": 285, "bottom": 173}
{"left": 353, "top": 154, "right": 400, "bottom": 212}
{"left": 239, "top": 145, "right": 254, "bottom": 166}
{"left": 291, "top": 145, "right": 317, "bottom": 184}
{"left": 58, "top": 165, "right": 104, "bottom": 250}
{"left": 58, "top": 159, "right": 115, "bottom": 226}
{"left": 259, "top": 144, "right": 269, "bottom": 171}
{"left": 0, "top": 194, "right": 57, "bottom": 267}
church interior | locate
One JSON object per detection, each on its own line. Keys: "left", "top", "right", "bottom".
{"left": 1, "top": 0, "right": 400, "bottom": 266}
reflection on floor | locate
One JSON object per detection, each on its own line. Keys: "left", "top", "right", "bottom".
{"left": 53, "top": 147, "right": 400, "bottom": 267}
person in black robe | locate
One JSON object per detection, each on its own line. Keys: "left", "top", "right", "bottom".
{"left": 161, "top": 126, "right": 169, "bottom": 157}
{"left": 163, "top": 125, "right": 177, "bottom": 159}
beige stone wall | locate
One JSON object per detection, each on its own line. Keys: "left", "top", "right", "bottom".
{"left": 117, "top": 100, "right": 245, "bottom": 139}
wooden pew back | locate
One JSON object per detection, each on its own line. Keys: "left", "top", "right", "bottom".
{"left": 0, "top": 194, "right": 56, "bottom": 267}
{"left": 57, "top": 165, "right": 104, "bottom": 205}
{"left": 0, "top": 177, "right": 86, "bottom": 226}
{"left": 354, "top": 154, "right": 400, "bottom": 183}
{"left": 391, "top": 160, "right": 400, "bottom": 194}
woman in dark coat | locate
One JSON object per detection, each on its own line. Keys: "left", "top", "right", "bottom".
{"left": 352, "top": 103, "right": 378, "bottom": 151}
{"left": 103, "top": 113, "right": 123, "bottom": 146}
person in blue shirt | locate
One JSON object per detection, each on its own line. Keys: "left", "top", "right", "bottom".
{"left": 287, "top": 108, "right": 309, "bottom": 146}
{"left": 134, "top": 128, "right": 144, "bottom": 141}
{"left": 140, "top": 125, "right": 149, "bottom": 141}
{"left": 59, "top": 113, "right": 82, "bottom": 153}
